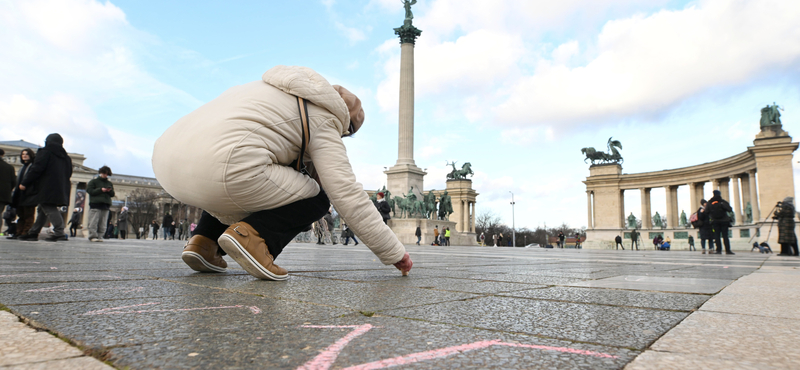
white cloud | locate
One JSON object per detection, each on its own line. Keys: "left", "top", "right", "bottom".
{"left": 335, "top": 22, "right": 368, "bottom": 45}
{"left": 496, "top": 0, "right": 800, "bottom": 129}
{"left": 0, "top": 0, "right": 201, "bottom": 177}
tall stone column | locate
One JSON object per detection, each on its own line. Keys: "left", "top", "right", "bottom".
{"left": 731, "top": 175, "right": 742, "bottom": 224}
{"left": 688, "top": 182, "right": 698, "bottom": 216}
{"left": 741, "top": 173, "right": 752, "bottom": 221}
{"left": 67, "top": 182, "right": 78, "bottom": 229}
{"left": 718, "top": 178, "right": 730, "bottom": 201}
{"left": 471, "top": 202, "right": 476, "bottom": 232}
{"left": 666, "top": 186, "right": 678, "bottom": 228}
{"left": 586, "top": 191, "right": 594, "bottom": 229}
{"left": 748, "top": 170, "right": 760, "bottom": 222}
{"left": 640, "top": 188, "right": 651, "bottom": 229}
{"left": 386, "top": 19, "right": 425, "bottom": 200}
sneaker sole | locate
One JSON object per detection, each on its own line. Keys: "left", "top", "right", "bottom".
{"left": 218, "top": 234, "right": 288, "bottom": 281}
{"left": 181, "top": 251, "right": 226, "bottom": 273}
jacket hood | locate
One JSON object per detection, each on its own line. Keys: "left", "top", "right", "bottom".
{"left": 44, "top": 133, "right": 68, "bottom": 158}
{"left": 262, "top": 66, "right": 350, "bottom": 134}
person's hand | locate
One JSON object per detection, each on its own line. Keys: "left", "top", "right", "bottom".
{"left": 18, "top": 185, "right": 25, "bottom": 191}
{"left": 393, "top": 252, "right": 413, "bottom": 276}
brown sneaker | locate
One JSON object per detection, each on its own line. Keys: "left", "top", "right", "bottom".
{"left": 182, "top": 235, "right": 228, "bottom": 273}
{"left": 217, "top": 222, "right": 288, "bottom": 280}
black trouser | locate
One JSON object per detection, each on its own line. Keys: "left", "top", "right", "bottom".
{"left": 70, "top": 224, "right": 79, "bottom": 237}
{"left": 712, "top": 223, "right": 731, "bottom": 253}
{"left": 700, "top": 236, "right": 714, "bottom": 250}
{"left": 630, "top": 239, "right": 638, "bottom": 250}
{"left": 193, "top": 189, "right": 330, "bottom": 259}
{"left": 120, "top": 229, "right": 127, "bottom": 239}
{"left": 28, "top": 204, "right": 66, "bottom": 237}
{"left": 615, "top": 242, "right": 624, "bottom": 250}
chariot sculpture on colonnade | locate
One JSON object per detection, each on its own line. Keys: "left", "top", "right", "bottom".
{"left": 582, "top": 137, "right": 623, "bottom": 165}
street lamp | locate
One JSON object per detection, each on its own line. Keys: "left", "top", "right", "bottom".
{"left": 510, "top": 191, "right": 516, "bottom": 247}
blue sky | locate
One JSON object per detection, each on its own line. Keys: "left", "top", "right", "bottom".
{"left": 2, "top": 0, "right": 799, "bottom": 230}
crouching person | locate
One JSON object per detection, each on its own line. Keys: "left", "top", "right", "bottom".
{"left": 152, "top": 66, "right": 412, "bottom": 280}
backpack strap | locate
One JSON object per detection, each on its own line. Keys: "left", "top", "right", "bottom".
{"left": 293, "top": 97, "right": 311, "bottom": 174}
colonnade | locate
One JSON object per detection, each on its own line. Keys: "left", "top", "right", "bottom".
{"left": 587, "top": 170, "right": 760, "bottom": 230}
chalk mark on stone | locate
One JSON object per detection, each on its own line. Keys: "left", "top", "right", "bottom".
{"left": 79, "top": 302, "right": 261, "bottom": 316}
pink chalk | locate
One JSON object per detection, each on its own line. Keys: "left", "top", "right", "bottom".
{"left": 297, "top": 324, "right": 375, "bottom": 370}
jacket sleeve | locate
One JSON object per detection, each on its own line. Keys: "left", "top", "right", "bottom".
{"left": 308, "top": 118, "right": 406, "bottom": 265}
{"left": 20, "top": 151, "right": 50, "bottom": 187}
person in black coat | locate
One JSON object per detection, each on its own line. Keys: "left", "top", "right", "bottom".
{"left": 162, "top": 212, "right": 174, "bottom": 240}
{"left": 614, "top": 235, "right": 624, "bottom": 250}
{"left": 18, "top": 134, "right": 73, "bottom": 242}
{"left": 697, "top": 199, "right": 715, "bottom": 254}
{"left": 8, "top": 148, "right": 36, "bottom": 239}
{"left": 707, "top": 190, "right": 734, "bottom": 255}
{"left": 0, "top": 149, "right": 16, "bottom": 235}
{"left": 375, "top": 192, "right": 391, "bottom": 224}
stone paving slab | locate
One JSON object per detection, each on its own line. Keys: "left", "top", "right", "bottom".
{"left": 567, "top": 275, "right": 733, "bottom": 294}
{"left": 0, "top": 279, "right": 210, "bottom": 305}
{"left": 6, "top": 293, "right": 351, "bottom": 348}
{"left": 0, "top": 311, "right": 112, "bottom": 369}
{"left": 499, "top": 286, "right": 711, "bottom": 311}
{"left": 382, "top": 276, "right": 544, "bottom": 293}
{"left": 384, "top": 295, "right": 688, "bottom": 349}
{"left": 626, "top": 311, "right": 800, "bottom": 369}
{"left": 107, "top": 315, "right": 638, "bottom": 370}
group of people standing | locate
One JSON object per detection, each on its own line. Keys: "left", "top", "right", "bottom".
{"left": 1, "top": 135, "right": 73, "bottom": 242}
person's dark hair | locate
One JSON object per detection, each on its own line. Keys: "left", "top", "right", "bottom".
{"left": 0, "top": 148, "right": 4, "bottom": 156}
{"left": 700, "top": 199, "right": 707, "bottom": 205}
{"left": 20, "top": 148, "right": 35, "bottom": 164}
{"left": 98, "top": 165, "right": 112, "bottom": 176}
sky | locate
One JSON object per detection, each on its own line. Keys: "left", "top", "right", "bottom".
{"left": 2, "top": 0, "right": 800, "bottom": 231}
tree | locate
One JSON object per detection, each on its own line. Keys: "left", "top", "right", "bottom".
{"left": 475, "top": 210, "right": 503, "bottom": 239}
{"left": 127, "top": 188, "right": 159, "bottom": 239}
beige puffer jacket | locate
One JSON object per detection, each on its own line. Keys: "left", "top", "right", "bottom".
{"left": 152, "top": 66, "right": 405, "bottom": 265}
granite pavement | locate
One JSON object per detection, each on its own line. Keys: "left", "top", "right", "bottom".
{"left": 0, "top": 237, "right": 797, "bottom": 369}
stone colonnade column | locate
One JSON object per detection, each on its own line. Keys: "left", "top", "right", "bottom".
{"left": 718, "top": 178, "right": 730, "bottom": 201}
{"left": 619, "top": 190, "right": 625, "bottom": 229}
{"left": 461, "top": 200, "right": 468, "bottom": 232}
{"left": 586, "top": 191, "right": 593, "bottom": 229}
{"left": 731, "top": 176, "right": 742, "bottom": 224}
{"left": 741, "top": 173, "right": 752, "bottom": 216}
{"left": 666, "top": 186, "right": 679, "bottom": 228}
{"left": 640, "top": 188, "right": 651, "bottom": 229}
{"left": 471, "top": 202, "right": 476, "bottom": 232}
{"left": 748, "top": 170, "right": 760, "bottom": 222}
{"left": 688, "top": 182, "right": 698, "bottom": 216}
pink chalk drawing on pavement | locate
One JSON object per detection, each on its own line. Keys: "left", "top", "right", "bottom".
{"left": 297, "top": 324, "right": 617, "bottom": 370}
{"left": 79, "top": 302, "right": 262, "bottom": 316}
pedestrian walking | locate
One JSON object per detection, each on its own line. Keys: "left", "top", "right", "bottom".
{"left": 445, "top": 227, "right": 451, "bottom": 246}
{"left": 614, "top": 235, "right": 625, "bottom": 250}
{"left": 558, "top": 231, "right": 565, "bottom": 248}
{"left": 17, "top": 134, "right": 73, "bottom": 242}
{"left": 497, "top": 233, "right": 503, "bottom": 247}
{"left": 707, "top": 190, "right": 734, "bottom": 255}
{"left": 162, "top": 212, "right": 173, "bottom": 240}
{"left": 67, "top": 208, "right": 81, "bottom": 237}
{"left": 688, "top": 235, "right": 696, "bottom": 251}
{"left": 697, "top": 199, "right": 715, "bottom": 254}
{"left": 415, "top": 226, "right": 421, "bottom": 245}
{"left": 433, "top": 225, "right": 440, "bottom": 246}
{"left": 7, "top": 148, "right": 36, "bottom": 239}
{"left": 479, "top": 232, "right": 485, "bottom": 246}
{"left": 151, "top": 220, "right": 159, "bottom": 240}
{"left": 574, "top": 233, "right": 581, "bottom": 248}
{"left": 86, "top": 166, "right": 114, "bottom": 242}
{"left": 118, "top": 207, "right": 129, "bottom": 239}
{"left": 342, "top": 223, "right": 359, "bottom": 245}
{"left": 492, "top": 233, "right": 497, "bottom": 247}
{"left": 153, "top": 66, "right": 412, "bottom": 279}
{"left": 774, "top": 197, "right": 798, "bottom": 256}
{"left": 0, "top": 149, "right": 15, "bottom": 235}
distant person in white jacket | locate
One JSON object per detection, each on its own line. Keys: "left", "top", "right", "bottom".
{"left": 153, "top": 66, "right": 412, "bottom": 280}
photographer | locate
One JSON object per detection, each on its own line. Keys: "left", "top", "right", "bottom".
{"left": 774, "top": 197, "right": 798, "bottom": 256}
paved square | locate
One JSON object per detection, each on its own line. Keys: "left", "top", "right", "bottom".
{"left": 0, "top": 239, "right": 779, "bottom": 369}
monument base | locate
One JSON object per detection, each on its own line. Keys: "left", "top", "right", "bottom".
{"left": 387, "top": 218, "right": 477, "bottom": 246}
{"left": 584, "top": 225, "right": 777, "bottom": 251}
